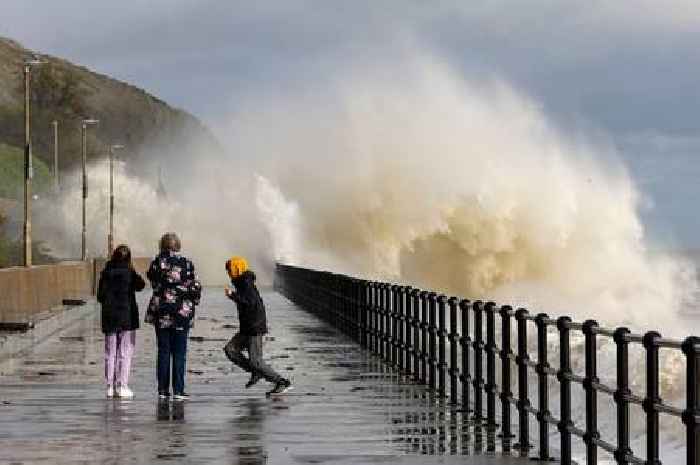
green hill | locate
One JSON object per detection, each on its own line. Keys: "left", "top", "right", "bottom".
{"left": 0, "top": 143, "right": 52, "bottom": 199}
{"left": 0, "top": 36, "right": 220, "bottom": 173}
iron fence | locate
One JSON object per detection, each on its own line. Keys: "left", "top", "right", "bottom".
{"left": 274, "top": 263, "right": 700, "bottom": 465}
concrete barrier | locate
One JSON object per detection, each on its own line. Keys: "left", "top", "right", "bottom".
{"left": 0, "top": 257, "right": 152, "bottom": 323}
{"left": 0, "top": 261, "right": 92, "bottom": 323}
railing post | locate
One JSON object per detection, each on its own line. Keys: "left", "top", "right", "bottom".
{"left": 390, "top": 284, "right": 398, "bottom": 367}
{"left": 420, "top": 291, "right": 429, "bottom": 385}
{"left": 499, "top": 305, "right": 515, "bottom": 441}
{"left": 582, "top": 319, "right": 599, "bottom": 465}
{"left": 614, "top": 327, "right": 632, "bottom": 465}
{"left": 367, "top": 282, "right": 375, "bottom": 353}
{"left": 485, "top": 302, "right": 498, "bottom": 430}
{"left": 404, "top": 286, "right": 413, "bottom": 376}
{"left": 643, "top": 331, "right": 661, "bottom": 465}
{"left": 460, "top": 300, "right": 472, "bottom": 412}
{"left": 448, "top": 297, "right": 459, "bottom": 404}
{"left": 412, "top": 289, "right": 422, "bottom": 382}
{"left": 397, "top": 286, "right": 406, "bottom": 373}
{"left": 358, "top": 280, "right": 365, "bottom": 347}
{"left": 682, "top": 336, "right": 700, "bottom": 465}
{"left": 437, "top": 295, "right": 448, "bottom": 397}
{"left": 379, "top": 283, "right": 387, "bottom": 360}
{"left": 557, "top": 316, "right": 573, "bottom": 465}
{"left": 428, "top": 292, "right": 438, "bottom": 391}
{"left": 472, "top": 300, "right": 485, "bottom": 423}
{"left": 374, "top": 282, "right": 381, "bottom": 356}
{"left": 385, "top": 283, "right": 393, "bottom": 365}
{"left": 358, "top": 279, "right": 367, "bottom": 349}
{"left": 535, "top": 313, "right": 553, "bottom": 461}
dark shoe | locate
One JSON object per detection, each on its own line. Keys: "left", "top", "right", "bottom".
{"left": 245, "top": 373, "right": 263, "bottom": 389}
{"left": 266, "top": 379, "right": 292, "bottom": 396}
{"left": 158, "top": 391, "right": 170, "bottom": 400}
{"left": 173, "top": 392, "right": 189, "bottom": 401}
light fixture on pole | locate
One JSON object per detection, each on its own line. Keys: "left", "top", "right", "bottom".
{"left": 108, "top": 144, "right": 124, "bottom": 256}
{"left": 81, "top": 118, "right": 99, "bottom": 261}
{"left": 22, "top": 56, "right": 45, "bottom": 267}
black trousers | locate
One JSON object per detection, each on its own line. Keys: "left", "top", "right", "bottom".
{"left": 224, "top": 333, "right": 282, "bottom": 383}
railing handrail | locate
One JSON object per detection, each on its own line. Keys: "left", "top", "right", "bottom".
{"left": 274, "top": 263, "right": 700, "bottom": 465}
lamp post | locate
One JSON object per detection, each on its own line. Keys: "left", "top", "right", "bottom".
{"left": 22, "top": 56, "right": 44, "bottom": 267}
{"left": 108, "top": 144, "right": 124, "bottom": 256}
{"left": 81, "top": 118, "right": 99, "bottom": 261}
{"left": 52, "top": 120, "right": 59, "bottom": 192}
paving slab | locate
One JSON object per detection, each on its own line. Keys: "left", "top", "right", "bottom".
{"left": 0, "top": 288, "right": 531, "bottom": 464}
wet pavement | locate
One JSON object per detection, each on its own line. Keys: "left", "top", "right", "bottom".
{"left": 0, "top": 289, "right": 527, "bottom": 464}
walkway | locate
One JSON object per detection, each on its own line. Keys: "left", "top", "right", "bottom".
{"left": 0, "top": 289, "right": 526, "bottom": 464}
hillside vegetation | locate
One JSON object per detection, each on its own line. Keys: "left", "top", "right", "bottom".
{"left": 0, "top": 36, "right": 221, "bottom": 267}
{"left": 0, "top": 36, "right": 219, "bottom": 173}
{"left": 0, "top": 143, "right": 51, "bottom": 199}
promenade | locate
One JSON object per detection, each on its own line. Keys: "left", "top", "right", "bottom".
{"left": 0, "top": 289, "right": 524, "bottom": 465}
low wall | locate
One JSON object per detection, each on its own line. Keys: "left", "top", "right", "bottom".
{"left": 0, "top": 261, "right": 93, "bottom": 323}
{"left": 0, "top": 257, "right": 152, "bottom": 323}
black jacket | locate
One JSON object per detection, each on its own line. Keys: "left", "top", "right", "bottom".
{"left": 228, "top": 271, "right": 267, "bottom": 335}
{"left": 97, "top": 262, "right": 146, "bottom": 334}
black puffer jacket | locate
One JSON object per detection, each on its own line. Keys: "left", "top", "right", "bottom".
{"left": 97, "top": 261, "right": 146, "bottom": 334}
{"left": 228, "top": 271, "right": 267, "bottom": 335}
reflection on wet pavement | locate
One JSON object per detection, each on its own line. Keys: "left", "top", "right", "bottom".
{"left": 0, "top": 289, "right": 525, "bottom": 464}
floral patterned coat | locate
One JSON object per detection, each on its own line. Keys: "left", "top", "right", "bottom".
{"left": 145, "top": 252, "right": 202, "bottom": 329}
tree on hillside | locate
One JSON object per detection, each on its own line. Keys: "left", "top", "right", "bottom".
{"left": 28, "top": 63, "right": 91, "bottom": 168}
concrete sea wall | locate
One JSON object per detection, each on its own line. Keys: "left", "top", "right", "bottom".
{"left": 0, "top": 257, "right": 151, "bottom": 323}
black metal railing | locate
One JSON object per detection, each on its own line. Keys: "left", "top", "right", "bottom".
{"left": 274, "top": 263, "right": 700, "bottom": 465}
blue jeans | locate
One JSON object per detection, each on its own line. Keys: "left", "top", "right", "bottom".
{"left": 156, "top": 327, "right": 189, "bottom": 394}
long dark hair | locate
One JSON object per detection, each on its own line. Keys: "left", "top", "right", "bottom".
{"left": 111, "top": 244, "right": 133, "bottom": 269}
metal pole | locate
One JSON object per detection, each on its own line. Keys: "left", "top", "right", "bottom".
{"left": 558, "top": 316, "right": 573, "bottom": 465}
{"left": 643, "top": 331, "right": 661, "bottom": 465}
{"left": 500, "top": 305, "right": 515, "bottom": 441}
{"left": 52, "top": 120, "right": 59, "bottom": 191}
{"left": 582, "top": 319, "right": 599, "bottom": 465}
{"left": 485, "top": 301, "right": 497, "bottom": 430}
{"left": 460, "top": 299, "right": 472, "bottom": 412}
{"left": 535, "top": 313, "right": 553, "bottom": 461}
{"left": 472, "top": 300, "right": 485, "bottom": 423}
{"left": 81, "top": 123, "right": 87, "bottom": 261}
{"left": 515, "top": 308, "right": 531, "bottom": 452}
{"left": 23, "top": 64, "right": 32, "bottom": 267}
{"left": 682, "top": 336, "right": 700, "bottom": 465}
{"left": 437, "top": 295, "right": 448, "bottom": 397}
{"left": 614, "top": 327, "right": 632, "bottom": 465}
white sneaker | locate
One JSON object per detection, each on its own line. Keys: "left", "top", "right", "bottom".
{"left": 117, "top": 385, "right": 134, "bottom": 398}
{"left": 106, "top": 386, "right": 115, "bottom": 398}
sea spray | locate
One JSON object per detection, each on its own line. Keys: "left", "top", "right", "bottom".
{"left": 33, "top": 158, "right": 273, "bottom": 285}
{"left": 32, "top": 54, "right": 697, "bottom": 332}
{"left": 242, "top": 55, "right": 697, "bottom": 334}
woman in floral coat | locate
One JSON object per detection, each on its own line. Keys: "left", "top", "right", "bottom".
{"left": 146, "top": 232, "right": 202, "bottom": 400}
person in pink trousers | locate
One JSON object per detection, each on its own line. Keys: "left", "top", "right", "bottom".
{"left": 97, "top": 244, "right": 146, "bottom": 398}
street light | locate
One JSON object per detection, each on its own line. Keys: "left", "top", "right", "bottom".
{"left": 108, "top": 144, "right": 124, "bottom": 256}
{"left": 81, "top": 118, "right": 99, "bottom": 261}
{"left": 22, "top": 56, "right": 45, "bottom": 267}
{"left": 52, "top": 120, "right": 59, "bottom": 192}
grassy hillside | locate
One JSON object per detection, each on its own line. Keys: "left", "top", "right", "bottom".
{"left": 0, "top": 37, "right": 221, "bottom": 173}
{"left": 0, "top": 143, "right": 51, "bottom": 199}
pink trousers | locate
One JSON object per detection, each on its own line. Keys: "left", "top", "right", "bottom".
{"left": 104, "top": 330, "right": 136, "bottom": 386}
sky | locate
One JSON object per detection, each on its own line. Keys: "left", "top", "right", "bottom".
{"left": 3, "top": 0, "right": 700, "bottom": 247}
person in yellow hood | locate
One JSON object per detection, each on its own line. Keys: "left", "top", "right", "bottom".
{"left": 223, "top": 257, "right": 292, "bottom": 395}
